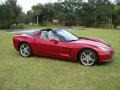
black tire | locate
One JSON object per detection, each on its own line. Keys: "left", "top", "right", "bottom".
{"left": 78, "top": 49, "right": 98, "bottom": 66}
{"left": 19, "top": 43, "right": 32, "bottom": 57}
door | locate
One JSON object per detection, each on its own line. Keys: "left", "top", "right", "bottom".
{"left": 34, "top": 30, "right": 53, "bottom": 56}
{"left": 47, "top": 30, "right": 71, "bottom": 58}
{"left": 49, "top": 41, "right": 71, "bottom": 59}
{"left": 34, "top": 30, "right": 71, "bottom": 59}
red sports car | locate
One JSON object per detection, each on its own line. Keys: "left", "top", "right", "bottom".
{"left": 13, "top": 28, "right": 114, "bottom": 66}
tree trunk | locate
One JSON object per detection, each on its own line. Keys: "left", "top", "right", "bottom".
{"left": 114, "top": 24, "right": 117, "bottom": 29}
{"left": 37, "top": 15, "right": 39, "bottom": 25}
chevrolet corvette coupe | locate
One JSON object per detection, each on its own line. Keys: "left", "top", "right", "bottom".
{"left": 13, "top": 28, "right": 114, "bottom": 66}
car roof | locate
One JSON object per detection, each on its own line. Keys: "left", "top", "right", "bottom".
{"left": 40, "top": 28, "right": 63, "bottom": 32}
{"left": 41, "top": 28, "right": 53, "bottom": 31}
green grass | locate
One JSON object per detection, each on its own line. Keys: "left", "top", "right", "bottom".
{"left": 0, "top": 28, "right": 120, "bottom": 90}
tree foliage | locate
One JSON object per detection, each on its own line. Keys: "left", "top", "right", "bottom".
{"left": 27, "top": 0, "right": 120, "bottom": 28}
{"left": 1, "top": 0, "right": 120, "bottom": 29}
{"left": 0, "top": 0, "right": 22, "bottom": 29}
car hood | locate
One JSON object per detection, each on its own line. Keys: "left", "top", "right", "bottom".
{"left": 72, "top": 37, "right": 110, "bottom": 48}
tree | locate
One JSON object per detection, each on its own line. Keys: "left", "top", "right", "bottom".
{"left": 32, "top": 4, "right": 43, "bottom": 25}
{"left": 0, "top": 0, "right": 22, "bottom": 29}
{"left": 112, "top": 0, "right": 120, "bottom": 28}
{"left": 1, "top": 0, "right": 119, "bottom": 29}
{"left": 26, "top": 0, "right": 120, "bottom": 28}
{"left": 53, "top": 0, "right": 83, "bottom": 26}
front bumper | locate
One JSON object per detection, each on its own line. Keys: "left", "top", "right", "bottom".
{"left": 98, "top": 50, "right": 114, "bottom": 63}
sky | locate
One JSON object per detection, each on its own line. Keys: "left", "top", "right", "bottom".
{"left": 0, "top": 0, "right": 57, "bottom": 13}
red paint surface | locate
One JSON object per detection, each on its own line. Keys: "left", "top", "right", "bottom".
{"left": 13, "top": 30, "right": 114, "bottom": 64}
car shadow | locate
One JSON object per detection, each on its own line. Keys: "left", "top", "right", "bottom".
{"left": 97, "top": 61, "right": 113, "bottom": 66}
{"left": 15, "top": 53, "right": 113, "bottom": 66}
{"left": 33, "top": 55, "right": 78, "bottom": 64}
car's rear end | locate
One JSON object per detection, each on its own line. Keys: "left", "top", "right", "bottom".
{"left": 13, "top": 35, "right": 21, "bottom": 51}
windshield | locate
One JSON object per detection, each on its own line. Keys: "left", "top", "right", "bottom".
{"left": 54, "top": 30, "right": 79, "bottom": 41}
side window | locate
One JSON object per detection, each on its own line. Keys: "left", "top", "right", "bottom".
{"left": 40, "top": 31, "right": 49, "bottom": 39}
{"left": 48, "top": 31, "right": 59, "bottom": 41}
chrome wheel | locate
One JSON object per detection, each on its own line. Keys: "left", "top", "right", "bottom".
{"left": 20, "top": 43, "right": 31, "bottom": 57}
{"left": 79, "top": 49, "right": 97, "bottom": 66}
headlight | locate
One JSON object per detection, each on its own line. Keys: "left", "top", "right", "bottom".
{"left": 99, "top": 47, "right": 109, "bottom": 51}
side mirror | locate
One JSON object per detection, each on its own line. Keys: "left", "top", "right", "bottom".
{"left": 50, "top": 39, "right": 59, "bottom": 44}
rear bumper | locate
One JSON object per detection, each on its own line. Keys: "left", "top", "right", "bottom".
{"left": 13, "top": 36, "right": 19, "bottom": 51}
{"left": 98, "top": 50, "right": 114, "bottom": 63}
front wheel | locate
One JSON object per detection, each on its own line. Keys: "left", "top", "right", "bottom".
{"left": 78, "top": 49, "right": 98, "bottom": 66}
{"left": 19, "top": 43, "right": 32, "bottom": 57}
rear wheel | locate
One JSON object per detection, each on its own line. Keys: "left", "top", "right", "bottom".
{"left": 78, "top": 49, "right": 98, "bottom": 66}
{"left": 19, "top": 43, "right": 32, "bottom": 57}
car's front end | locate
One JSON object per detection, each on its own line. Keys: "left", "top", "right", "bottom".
{"left": 73, "top": 37, "right": 114, "bottom": 64}
{"left": 96, "top": 45, "right": 114, "bottom": 63}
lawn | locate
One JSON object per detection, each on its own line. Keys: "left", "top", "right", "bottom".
{"left": 0, "top": 28, "right": 120, "bottom": 90}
